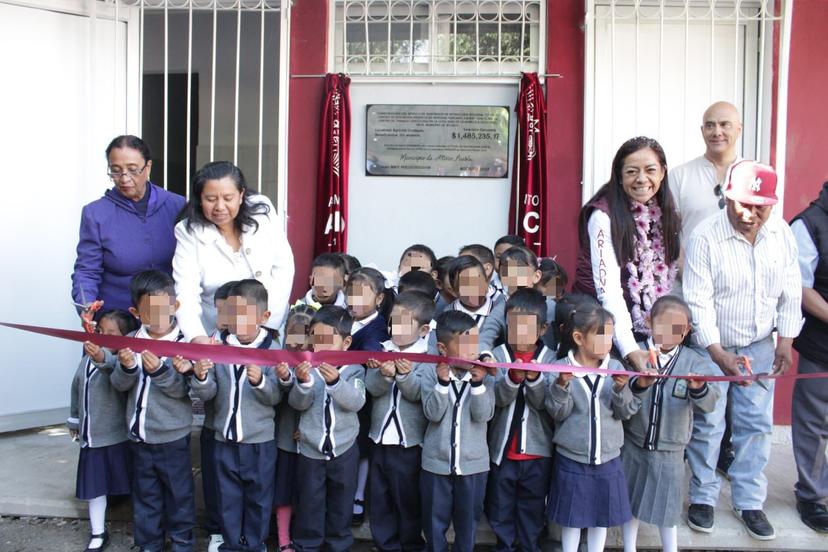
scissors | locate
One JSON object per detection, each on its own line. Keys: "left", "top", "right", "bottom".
{"left": 73, "top": 288, "right": 104, "bottom": 333}
{"left": 738, "top": 355, "right": 768, "bottom": 390}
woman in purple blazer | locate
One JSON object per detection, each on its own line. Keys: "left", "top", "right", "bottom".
{"left": 71, "top": 135, "right": 185, "bottom": 314}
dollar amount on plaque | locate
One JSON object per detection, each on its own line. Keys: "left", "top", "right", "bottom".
{"left": 451, "top": 131, "right": 500, "bottom": 141}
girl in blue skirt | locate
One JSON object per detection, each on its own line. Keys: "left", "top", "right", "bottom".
{"left": 68, "top": 310, "right": 138, "bottom": 552}
{"left": 545, "top": 302, "right": 640, "bottom": 552}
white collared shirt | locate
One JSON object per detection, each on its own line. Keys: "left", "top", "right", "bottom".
{"left": 684, "top": 210, "right": 803, "bottom": 348}
{"left": 352, "top": 311, "right": 379, "bottom": 334}
{"left": 449, "top": 297, "right": 494, "bottom": 328}
{"left": 302, "top": 288, "right": 348, "bottom": 309}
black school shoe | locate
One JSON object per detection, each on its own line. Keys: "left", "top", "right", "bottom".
{"left": 84, "top": 530, "right": 109, "bottom": 552}
{"left": 687, "top": 503, "right": 714, "bottom": 533}
{"left": 797, "top": 500, "right": 828, "bottom": 533}
{"left": 734, "top": 508, "right": 776, "bottom": 540}
{"left": 352, "top": 499, "right": 365, "bottom": 526}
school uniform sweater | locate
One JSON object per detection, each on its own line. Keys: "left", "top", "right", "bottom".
{"left": 191, "top": 329, "right": 290, "bottom": 444}
{"left": 420, "top": 365, "right": 495, "bottom": 476}
{"left": 350, "top": 312, "right": 389, "bottom": 352}
{"left": 624, "top": 343, "right": 719, "bottom": 451}
{"left": 488, "top": 343, "right": 556, "bottom": 465}
{"left": 544, "top": 353, "right": 640, "bottom": 465}
{"left": 288, "top": 364, "right": 366, "bottom": 460}
{"left": 365, "top": 339, "right": 429, "bottom": 447}
{"left": 110, "top": 326, "right": 193, "bottom": 445}
{"left": 68, "top": 350, "right": 129, "bottom": 448}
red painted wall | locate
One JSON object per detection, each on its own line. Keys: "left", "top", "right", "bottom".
{"left": 286, "top": 0, "right": 328, "bottom": 301}
{"left": 545, "top": 1, "right": 585, "bottom": 284}
{"left": 775, "top": 0, "right": 828, "bottom": 424}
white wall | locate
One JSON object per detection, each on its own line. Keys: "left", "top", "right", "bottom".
{"left": 0, "top": 2, "right": 133, "bottom": 430}
{"left": 588, "top": 6, "right": 762, "bottom": 197}
{"left": 347, "top": 82, "right": 518, "bottom": 271}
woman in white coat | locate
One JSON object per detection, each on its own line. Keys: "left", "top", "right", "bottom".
{"left": 173, "top": 161, "right": 294, "bottom": 344}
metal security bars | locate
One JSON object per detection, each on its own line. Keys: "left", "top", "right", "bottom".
{"left": 100, "top": 0, "right": 288, "bottom": 212}
{"left": 332, "top": 0, "right": 544, "bottom": 77}
{"left": 583, "top": 0, "right": 787, "bottom": 203}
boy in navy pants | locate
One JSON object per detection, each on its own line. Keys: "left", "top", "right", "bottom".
{"left": 484, "top": 289, "right": 556, "bottom": 552}
{"left": 289, "top": 306, "right": 366, "bottom": 552}
{"left": 420, "top": 310, "right": 496, "bottom": 552}
{"left": 365, "top": 291, "right": 435, "bottom": 551}
{"left": 191, "top": 280, "right": 293, "bottom": 551}
{"left": 111, "top": 270, "right": 194, "bottom": 552}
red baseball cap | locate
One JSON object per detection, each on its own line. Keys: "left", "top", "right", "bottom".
{"left": 723, "top": 160, "right": 778, "bottom": 206}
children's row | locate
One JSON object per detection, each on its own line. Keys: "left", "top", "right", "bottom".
{"left": 70, "top": 267, "right": 712, "bottom": 552}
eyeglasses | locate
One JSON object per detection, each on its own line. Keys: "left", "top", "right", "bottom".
{"left": 108, "top": 163, "right": 147, "bottom": 180}
{"left": 713, "top": 184, "right": 726, "bottom": 209}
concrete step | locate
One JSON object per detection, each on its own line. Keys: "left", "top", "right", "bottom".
{"left": 0, "top": 425, "right": 825, "bottom": 550}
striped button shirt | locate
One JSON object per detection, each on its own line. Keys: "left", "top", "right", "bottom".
{"left": 683, "top": 210, "right": 802, "bottom": 349}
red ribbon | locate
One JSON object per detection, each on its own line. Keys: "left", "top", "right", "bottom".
{"left": 2, "top": 321, "right": 827, "bottom": 383}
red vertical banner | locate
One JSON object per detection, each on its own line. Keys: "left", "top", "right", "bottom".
{"left": 314, "top": 73, "right": 351, "bottom": 255}
{"left": 509, "top": 72, "right": 548, "bottom": 257}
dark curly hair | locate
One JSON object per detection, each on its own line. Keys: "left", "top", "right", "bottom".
{"left": 179, "top": 161, "right": 270, "bottom": 234}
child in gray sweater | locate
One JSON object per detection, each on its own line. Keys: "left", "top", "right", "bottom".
{"left": 68, "top": 309, "right": 138, "bottom": 552}
{"left": 544, "top": 302, "right": 640, "bottom": 552}
{"left": 365, "top": 291, "right": 435, "bottom": 551}
{"left": 190, "top": 279, "right": 291, "bottom": 552}
{"left": 288, "top": 306, "right": 366, "bottom": 552}
{"left": 484, "top": 289, "right": 556, "bottom": 552}
{"left": 111, "top": 270, "right": 195, "bottom": 552}
{"left": 620, "top": 296, "right": 719, "bottom": 552}
{"left": 420, "top": 310, "right": 495, "bottom": 552}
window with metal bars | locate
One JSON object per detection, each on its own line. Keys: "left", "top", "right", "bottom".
{"left": 333, "top": 0, "right": 544, "bottom": 77}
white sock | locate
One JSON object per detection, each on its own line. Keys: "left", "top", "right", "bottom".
{"left": 353, "top": 458, "right": 369, "bottom": 513}
{"left": 659, "top": 525, "right": 678, "bottom": 552}
{"left": 622, "top": 518, "right": 640, "bottom": 552}
{"left": 561, "top": 527, "right": 581, "bottom": 552}
{"left": 586, "top": 527, "right": 607, "bottom": 552}
{"left": 88, "top": 495, "right": 107, "bottom": 547}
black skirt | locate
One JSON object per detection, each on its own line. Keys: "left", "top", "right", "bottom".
{"left": 546, "top": 452, "right": 632, "bottom": 528}
{"left": 75, "top": 441, "right": 133, "bottom": 500}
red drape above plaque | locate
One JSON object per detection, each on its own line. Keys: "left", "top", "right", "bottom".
{"left": 509, "top": 72, "right": 548, "bottom": 257}
{"left": 315, "top": 73, "right": 351, "bottom": 255}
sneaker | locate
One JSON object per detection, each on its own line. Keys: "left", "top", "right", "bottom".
{"left": 84, "top": 530, "right": 109, "bottom": 552}
{"left": 734, "top": 508, "right": 776, "bottom": 540}
{"left": 687, "top": 503, "right": 714, "bottom": 533}
{"left": 797, "top": 501, "right": 828, "bottom": 533}
{"left": 207, "top": 533, "right": 224, "bottom": 552}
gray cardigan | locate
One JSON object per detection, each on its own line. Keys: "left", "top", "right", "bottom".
{"left": 420, "top": 364, "right": 495, "bottom": 476}
{"left": 288, "top": 364, "right": 366, "bottom": 460}
{"left": 544, "top": 355, "right": 640, "bottom": 465}
{"left": 366, "top": 357, "right": 429, "bottom": 448}
{"left": 190, "top": 336, "right": 289, "bottom": 444}
{"left": 488, "top": 343, "right": 556, "bottom": 465}
{"left": 624, "top": 344, "right": 720, "bottom": 451}
{"left": 68, "top": 350, "right": 129, "bottom": 448}
{"left": 111, "top": 337, "right": 193, "bottom": 445}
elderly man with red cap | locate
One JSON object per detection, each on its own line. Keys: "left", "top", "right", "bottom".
{"left": 682, "top": 161, "right": 802, "bottom": 540}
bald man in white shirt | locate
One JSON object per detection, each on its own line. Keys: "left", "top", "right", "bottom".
{"left": 670, "top": 101, "right": 744, "bottom": 245}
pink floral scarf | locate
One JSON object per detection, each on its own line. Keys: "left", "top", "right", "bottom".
{"left": 626, "top": 200, "right": 678, "bottom": 334}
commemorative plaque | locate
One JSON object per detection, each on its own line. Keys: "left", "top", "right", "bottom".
{"left": 366, "top": 104, "right": 510, "bottom": 177}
